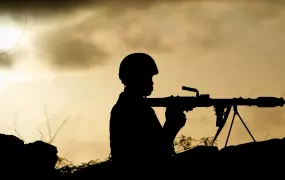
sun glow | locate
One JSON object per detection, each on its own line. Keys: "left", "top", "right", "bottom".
{"left": 0, "top": 25, "right": 23, "bottom": 52}
{"left": 0, "top": 71, "right": 15, "bottom": 92}
{"left": 0, "top": 70, "right": 34, "bottom": 93}
{"left": 0, "top": 67, "right": 57, "bottom": 93}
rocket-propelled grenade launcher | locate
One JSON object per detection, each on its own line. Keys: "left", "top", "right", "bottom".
{"left": 145, "top": 86, "right": 285, "bottom": 146}
{"left": 146, "top": 86, "right": 284, "bottom": 110}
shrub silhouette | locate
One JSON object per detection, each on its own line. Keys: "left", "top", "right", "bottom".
{"left": 174, "top": 135, "right": 218, "bottom": 153}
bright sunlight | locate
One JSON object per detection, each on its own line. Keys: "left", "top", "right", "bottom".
{"left": 0, "top": 70, "right": 44, "bottom": 93}
{"left": 0, "top": 25, "right": 22, "bottom": 52}
{"left": 0, "top": 17, "right": 31, "bottom": 93}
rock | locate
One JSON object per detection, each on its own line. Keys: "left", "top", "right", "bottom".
{"left": 0, "top": 133, "right": 58, "bottom": 179}
{"left": 24, "top": 140, "right": 58, "bottom": 177}
{"left": 0, "top": 134, "right": 25, "bottom": 178}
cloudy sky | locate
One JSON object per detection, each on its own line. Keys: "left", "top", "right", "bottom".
{"left": 0, "top": 0, "right": 285, "bottom": 164}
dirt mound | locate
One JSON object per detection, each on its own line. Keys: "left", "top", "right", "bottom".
{"left": 1, "top": 133, "right": 284, "bottom": 180}
{"left": 72, "top": 138, "right": 285, "bottom": 180}
{"left": 172, "top": 138, "right": 285, "bottom": 179}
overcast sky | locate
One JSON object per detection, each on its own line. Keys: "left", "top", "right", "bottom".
{"left": 0, "top": 0, "right": 285, "bottom": 164}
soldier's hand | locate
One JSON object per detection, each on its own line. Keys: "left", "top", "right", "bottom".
{"left": 165, "top": 106, "right": 187, "bottom": 131}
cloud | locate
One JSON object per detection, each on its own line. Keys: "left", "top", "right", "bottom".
{"left": 182, "top": 1, "right": 285, "bottom": 51}
{"left": 36, "top": 0, "right": 285, "bottom": 70}
{"left": 0, "top": 54, "right": 14, "bottom": 68}
{"left": 0, "top": 0, "right": 94, "bottom": 15}
{"left": 35, "top": 24, "right": 109, "bottom": 71}
{"left": 0, "top": 0, "right": 183, "bottom": 17}
{"left": 110, "top": 15, "right": 174, "bottom": 52}
{"left": 111, "top": 1, "right": 285, "bottom": 53}
{"left": 4, "top": 0, "right": 285, "bottom": 71}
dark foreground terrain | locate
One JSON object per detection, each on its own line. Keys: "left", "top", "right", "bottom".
{"left": 0, "top": 133, "right": 284, "bottom": 180}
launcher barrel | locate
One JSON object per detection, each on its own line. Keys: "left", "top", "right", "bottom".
{"left": 145, "top": 96, "right": 285, "bottom": 109}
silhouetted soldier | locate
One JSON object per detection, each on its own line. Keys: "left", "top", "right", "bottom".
{"left": 109, "top": 53, "right": 189, "bottom": 180}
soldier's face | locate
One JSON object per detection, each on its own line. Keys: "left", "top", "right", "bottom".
{"left": 140, "top": 74, "right": 154, "bottom": 96}
{"left": 126, "top": 74, "right": 154, "bottom": 96}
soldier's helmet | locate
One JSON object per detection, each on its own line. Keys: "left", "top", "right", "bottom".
{"left": 119, "top": 53, "right": 159, "bottom": 85}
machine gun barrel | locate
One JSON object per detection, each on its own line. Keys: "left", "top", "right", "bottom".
{"left": 146, "top": 86, "right": 285, "bottom": 146}
{"left": 145, "top": 96, "right": 285, "bottom": 110}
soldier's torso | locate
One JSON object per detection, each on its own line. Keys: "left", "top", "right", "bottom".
{"left": 109, "top": 92, "right": 163, "bottom": 162}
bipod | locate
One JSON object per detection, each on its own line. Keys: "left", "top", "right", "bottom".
{"left": 211, "top": 105, "right": 256, "bottom": 147}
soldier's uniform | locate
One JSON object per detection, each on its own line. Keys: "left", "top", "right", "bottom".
{"left": 109, "top": 53, "right": 175, "bottom": 180}
{"left": 110, "top": 91, "right": 174, "bottom": 180}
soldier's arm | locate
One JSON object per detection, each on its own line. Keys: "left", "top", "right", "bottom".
{"left": 161, "top": 124, "right": 178, "bottom": 156}
{"left": 162, "top": 123, "right": 180, "bottom": 144}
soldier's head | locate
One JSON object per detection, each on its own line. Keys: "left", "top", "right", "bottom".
{"left": 119, "top": 53, "right": 159, "bottom": 96}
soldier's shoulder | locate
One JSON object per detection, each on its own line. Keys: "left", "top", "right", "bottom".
{"left": 110, "top": 102, "right": 129, "bottom": 114}
{"left": 110, "top": 103, "right": 120, "bottom": 114}
{"left": 111, "top": 100, "right": 143, "bottom": 117}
